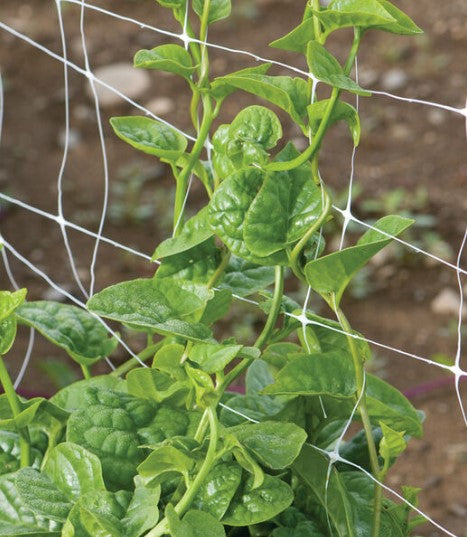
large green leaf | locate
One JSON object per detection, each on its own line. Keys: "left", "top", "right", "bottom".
{"left": 66, "top": 388, "right": 192, "bottom": 490}
{"left": 121, "top": 479, "right": 161, "bottom": 537}
{"left": 137, "top": 445, "right": 194, "bottom": 486}
{"left": 193, "top": 0, "right": 231, "bottom": 23}
{"left": 307, "top": 41, "right": 370, "bottom": 95}
{"left": 262, "top": 352, "right": 356, "bottom": 398}
{"left": 243, "top": 165, "right": 322, "bottom": 256}
{"left": 294, "top": 445, "right": 356, "bottom": 537}
{"left": 269, "top": 17, "right": 315, "bottom": 53}
{"left": 305, "top": 215, "right": 413, "bottom": 305}
{"left": 373, "top": 0, "right": 422, "bottom": 35}
{"left": 210, "top": 64, "right": 272, "bottom": 100}
{"left": 16, "top": 301, "right": 118, "bottom": 366}
{"left": 222, "top": 474, "right": 293, "bottom": 526}
{"left": 126, "top": 368, "right": 188, "bottom": 403}
{"left": 227, "top": 421, "right": 307, "bottom": 469}
{"left": 152, "top": 207, "right": 213, "bottom": 260}
{"left": 314, "top": 0, "right": 396, "bottom": 33}
{"left": 87, "top": 278, "right": 213, "bottom": 341}
{"left": 229, "top": 106, "right": 282, "bottom": 150}
{"left": 0, "top": 472, "right": 61, "bottom": 536}
{"left": 212, "top": 73, "right": 309, "bottom": 123}
{"left": 0, "top": 289, "right": 27, "bottom": 322}
{"left": 209, "top": 168, "right": 287, "bottom": 265}
{"left": 133, "top": 44, "right": 195, "bottom": 79}
{"left": 43, "top": 443, "right": 106, "bottom": 501}
{"left": 307, "top": 99, "right": 361, "bottom": 146}
{"left": 192, "top": 462, "right": 242, "bottom": 519}
{"left": 15, "top": 468, "right": 71, "bottom": 523}
{"left": 219, "top": 257, "right": 275, "bottom": 297}
{"left": 110, "top": 117, "right": 187, "bottom": 161}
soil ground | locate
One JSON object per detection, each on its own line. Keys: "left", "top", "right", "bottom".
{"left": 0, "top": 1, "right": 466, "bottom": 535}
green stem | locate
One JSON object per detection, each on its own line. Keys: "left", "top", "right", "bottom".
{"left": 146, "top": 406, "right": 219, "bottom": 537}
{"left": 0, "top": 356, "right": 30, "bottom": 467}
{"left": 334, "top": 302, "right": 382, "bottom": 537}
{"left": 206, "top": 250, "right": 231, "bottom": 289}
{"left": 289, "top": 188, "right": 331, "bottom": 282}
{"left": 80, "top": 364, "right": 91, "bottom": 380}
{"left": 312, "top": 0, "right": 322, "bottom": 43}
{"left": 110, "top": 343, "right": 163, "bottom": 377}
{"left": 266, "top": 28, "right": 361, "bottom": 173}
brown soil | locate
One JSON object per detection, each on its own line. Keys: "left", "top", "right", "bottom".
{"left": 1, "top": 1, "right": 466, "bottom": 535}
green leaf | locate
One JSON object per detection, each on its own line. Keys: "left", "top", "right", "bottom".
{"left": 87, "top": 278, "right": 213, "bottom": 342}
{"left": 110, "top": 117, "right": 187, "bottom": 161}
{"left": 193, "top": 0, "right": 231, "bottom": 24}
{"left": 126, "top": 368, "right": 187, "bottom": 403}
{"left": 229, "top": 106, "right": 282, "bottom": 150}
{"left": 156, "top": 0, "right": 184, "bottom": 8}
{"left": 262, "top": 352, "right": 356, "bottom": 398}
{"left": 304, "top": 215, "right": 413, "bottom": 305}
{"left": 228, "top": 421, "right": 307, "bottom": 469}
{"left": 243, "top": 166, "right": 322, "bottom": 256}
{"left": 151, "top": 344, "right": 186, "bottom": 380}
{"left": 133, "top": 44, "right": 195, "bottom": 79}
{"left": 152, "top": 207, "right": 213, "bottom": 260}
{"left": 189, "top": 343, "right": 243, "bottom": 374}
{"left": 307, "top": 41, "right": 370, "bottom": 95}
{"left": 0, "top": 431, "right": 42, "bottom": 475}
{"left": 200, "top": 289, "right": 233, "bottom": 326}
{"left": 0, "top": 396, "right": 44, "bottom": 431}
{"left": 210, "top": 63, "right": 272, "bottom": 100}
{"left": 16, "top": 468, "right": 72, "bottom": 522}
{"left": 314, "top": 0, "right": 396, "bottom": 33}
{"left": 212, "top": 73, "right": 309, "bottom": 123}
{"left": 370, "top": 0, "right": 422, "bottom": 35}
{"left": 16, "top": 302, "right": 118, "bottom": 366}
{"left": 121, "top": 479, "right": 160, "bottom": 537}
{"left": 294, "top": 445, "right": 356, "bottom": 537}
{"left": 181, "top": 510, "right": 226, "bottom": 537}
{"left": 0, "top": 472, "right": 61, "bottom": 536}
{"left": 379, "top": 422, "right": 406, "bottom": 465}
{"left": 66, "top": 388, "right": 192, "bottom": 490}
{"left": 43, "top": 443, "right": 106, "bottom": 501}
{"left": 269, "top": 17, "right": 315, "bottom": 53}
{"left": 209, "top": 168, "right": 287, "bottom": 265}
{"left": 219, "top": 257, "right": 275, "bottom": 297}
{"left": 222, "top": 474, "right": 293, "bottom": 526}
{"left": 307, "top": 99, "right": 361, "bottom": 145}
{"left": 192, "top": 462, "right": 242, "bottom": 519}
{"left": 0, "top": 289, "right": 27, "bottom": 322}
{"left": 137, "top": 445, "right": 194, "bottom": 486}
{"left": 336, "top": 427, "right": 383, "bottom": 472}
{"left": 0, "top": 316, "right": 17, "bottom": 355}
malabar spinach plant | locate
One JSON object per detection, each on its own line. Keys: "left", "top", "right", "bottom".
{"left": 0, "top": 1, "right": 427, "bottom": 536}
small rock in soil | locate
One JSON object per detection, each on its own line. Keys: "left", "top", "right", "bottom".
{"left": 431, "top": 288, "right": 467, "bottom": 317}
{"left": 144, "top": 97, "right": 175, "bottom": 116}
{"left": 381, "top": 68, "right": 408, "bottom": 91}
{"left": 57, "top": 128, "right": 81, "bottom": 149}
{"left": 88, "top": 63, "right": 151, "bottom": 107}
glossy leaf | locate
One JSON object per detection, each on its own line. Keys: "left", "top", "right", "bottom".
{"left": 87, "top": 277, "right": 213, "bottom": 341}
{"left": 228, "top": 421, "right": 307, "bottom": 469}
{"left": 294, "top": 445, "right": 356, "bottom": 537}
{"left": 16, "top": 468, "right": 72, "bottom": 522}
{"left": 0, "top": 431, "right": 42, "bottom": 475}
{"left": 219, "top": 257, "right": 275, "bottom": 297}
{"left": 222, "top": 474, "right": 293, "bottom": 526}
{"left": 190, "top": 343, "right": 243, "bottom": 373}
{"left": 0, "top": 289, "right": 27, "bottom": 322}
{"left": 0, "top": 316, "right": 17, "bottom": 355}
{"left": 134, "top": 44, "right": 195, "bottom": 79}
{"left": 151, "top": 344, "right": 186, "bottom": 379}
{"left": 181, "top": 510, "right": 226, "bottom": 537}
{"left": 0, "top": 472, "right": 61, "bottom": 536}
{"left": 152, "top": 207, "right": 213, "bottom": 260}
{"left": 110, "top": 117, "right": 187, "bottom": 161}
{"left": 307, "top": 41, "right": 370, "bottom": 95}
{"left": 43, "top": 443, "right": 106, "bottom": 501}
{"left": 369, "top": 0, "right": 422, "bottom": 35}
{"left": 262, "top": 352, "right": 356, "bottom": 398}
{"left": 210, "top": 63, "right": 272, "bottom": 100}
{"left": 121, "top": 479, "right": 161, "bottom": 537}
{"left": 192, "top": 462, "right": 242, "bottom": 519}
{"left": 193, "top": 0, "right": 231, "bottom": 24}
{"left": 137, "top": 445, "right": 194, "bottom": 485}
{"left": 229, "top": 106, "right": 282, "bottom": 150}
{"left": 0, "top": 396, "right": 44, "bottom": 431}
{"left": 244, "top": 166, "right": 322, "bottom": 256}
{"left": 16, "top": 301, "right": 118, "bottom": 366}
{"left": 379, "top": 422, "right": 406, "bottom": 465}
{"left": 304, "top": 215, "right": 413, "bottom": 305}
{"left": 314, "top": 0, "right": 396, "bottom": 33}
{"left": 307, "top": 99, "right": 361, "bottom": 145}
{"left": 269, "top": 17, "right": 315, "bottom": 53}
{"left": 126, "top": 368, "right": 187, "bottom": 402}
{"left": 200, "top": 289, "right": 232, "bottom": 326}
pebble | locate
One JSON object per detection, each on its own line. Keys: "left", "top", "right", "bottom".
{"left": 430, "top": 288, "right": 467, "bottom": 318}
{"left": 357, "top": 68, "right": 378, "bottom": 87}
{"left": 381, "top": 68, "right": 408, "bottom": 91}
{"left": 88, "top": 63, "right": 151, "bottom": 108}
{"left": 144, "top": 97, "right": 175, "bottom": 116}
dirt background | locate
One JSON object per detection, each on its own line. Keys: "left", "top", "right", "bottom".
{"left": 0, "top": 1, "right": 466, "bottom": 535}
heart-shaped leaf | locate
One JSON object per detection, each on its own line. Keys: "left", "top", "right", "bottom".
{"left": 193, "top": 0, "right": 231, "bottom": 24}
{"left": 134, "top": 44, "right": 195, "bottom": 79}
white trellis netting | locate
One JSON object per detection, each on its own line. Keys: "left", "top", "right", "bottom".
{"left": 0, "top": 1, "right": 466, "bottom": 535}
